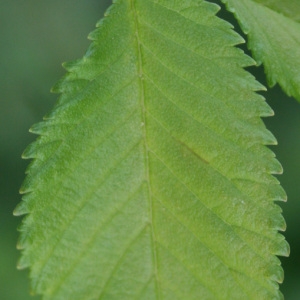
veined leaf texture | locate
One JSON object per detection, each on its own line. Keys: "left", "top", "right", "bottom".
{"left": 15, "top": 0, "right": 290, "bottom": 299}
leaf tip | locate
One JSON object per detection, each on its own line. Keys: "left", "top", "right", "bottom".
{"left": 13, "top": 202, "right": 29, "bottom": 217}
{"left": 276, "top": 239, "right": 290, "bottom": 258}
{"left": 16, "top": 258, "right": 29, "bottom": 270}
{"left": 22, "top": 142, "right": 36, "bottom": 159}
{"left": 19, "top": 182, "right": 33, "bottom": 195}
{"left": 270, "top": 160, "right": 283, "bottom": 175}
{"left": 272, "top": 265, "right": 285, "bottom": 284}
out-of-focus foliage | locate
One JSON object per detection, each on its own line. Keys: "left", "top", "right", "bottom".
{"left": 222, "top": 0, "right": 300, "bottom": 101}
{"left": 253, "top": 0, "right": 300, "bottom": 21}
{"left": 0, "top": 1, "right": 299, "bottom": 299}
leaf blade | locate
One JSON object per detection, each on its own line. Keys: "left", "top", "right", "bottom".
{"left": 16, "top": 0, "right": 288, "bottom": 299}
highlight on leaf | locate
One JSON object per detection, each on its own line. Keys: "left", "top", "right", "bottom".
{"left": 15, "top": 0, "right": 289, "bottom": 299}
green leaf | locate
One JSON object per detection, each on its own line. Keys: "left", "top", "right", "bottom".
{"left": 221, "top": 0, "right": 300, "bottom": 101}
{"left": 16, "top": 0, "right": 289, "bottom": 299}
{"left": 253, "top": 0, "right": 300, "bottom": 22}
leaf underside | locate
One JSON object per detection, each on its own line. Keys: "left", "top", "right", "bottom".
{"left": 222, "top": 0, "right": 300, "bottom": 101}
{"left": 16, "top": 0, "right": 289, "bottom": 299}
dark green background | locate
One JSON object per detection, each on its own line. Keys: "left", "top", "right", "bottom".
{"left": 1, "top": 1, "right": 299, "bottom": 299}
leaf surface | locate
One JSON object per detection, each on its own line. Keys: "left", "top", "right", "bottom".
{"left": 253, "top": 0, "right": 300, "bottom": 22}
{"left": 16, "top": 0, "right": 288, "bottom": 299}
{"left": 222, "top": 0, "right": 300, "bottom": 101}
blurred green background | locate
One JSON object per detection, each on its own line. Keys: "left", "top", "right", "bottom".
{"left": 0, "top": 1, "right": 299, "bottom": 299}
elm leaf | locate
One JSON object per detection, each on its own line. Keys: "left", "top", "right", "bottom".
{"left": 16, "top": 1, "right": 288, "bottom": 299}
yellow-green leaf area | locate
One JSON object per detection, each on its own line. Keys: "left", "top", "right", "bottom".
{"left": 16, "top": 0, "right": 288, "bottom": 299}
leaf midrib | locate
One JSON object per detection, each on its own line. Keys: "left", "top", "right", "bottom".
{"left": 131, "top": 0, "right": 161, "bottom": 298}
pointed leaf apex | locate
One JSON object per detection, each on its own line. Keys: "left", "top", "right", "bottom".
{"left": 13, "top": 202, "right": 29, "bottom": 216}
